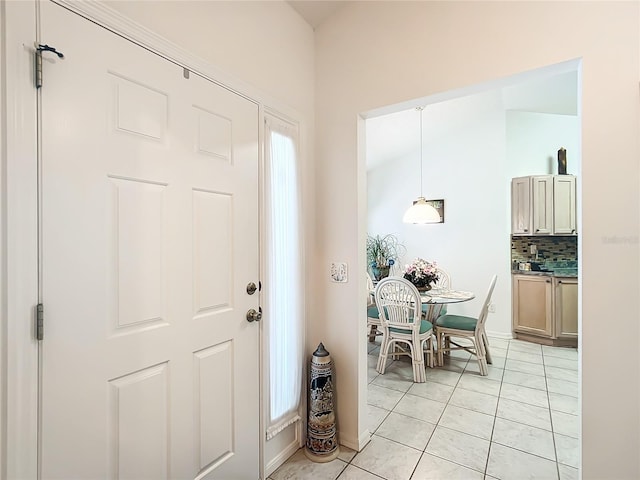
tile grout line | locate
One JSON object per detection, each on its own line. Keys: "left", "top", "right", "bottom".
{"left": 543, "top": 348, "right": 562, "bottom": 480}
{"left": 483, "top": 338, "right": 511, "bottom": 477}
{"left": 377, "top": 349, "right": 471, "bottom": 479}
{"left": 410, "top": 355, "right": 480, "bottom": 480}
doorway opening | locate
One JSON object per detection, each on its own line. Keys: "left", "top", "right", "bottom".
{"left": 362, "top": 59, "right": 582, "bottom": 477}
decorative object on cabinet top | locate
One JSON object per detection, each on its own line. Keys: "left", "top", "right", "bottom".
{"left": 557, "top": 147, "right": 567, "bottom": 175}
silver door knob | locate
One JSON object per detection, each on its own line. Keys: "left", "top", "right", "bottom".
{"left": 246, "top": 308, "right": 262, "bottom": 323}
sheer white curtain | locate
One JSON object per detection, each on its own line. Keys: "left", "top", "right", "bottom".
{"left": 264, "top": 115, "right": 304, "bottom": 439}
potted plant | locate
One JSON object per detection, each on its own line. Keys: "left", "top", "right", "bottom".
{"left": 366, "top": 234, "right": 404, "bottom": 281}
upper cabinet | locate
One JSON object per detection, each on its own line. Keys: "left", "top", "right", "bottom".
{"left": 511, "top": 177, "right": 531, "bottom": 234}
{"left": 553, "top": 176, "right": 577, "bottom": 234}
{"left": 511, "top": 175, "right": 577, "bottom": 235}
{"left": 531, "top": 176, "right": 554, "bottom": 234}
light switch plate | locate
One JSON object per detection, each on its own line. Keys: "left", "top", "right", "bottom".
{"left": 330, "top": 262, "right": 348, "bottom": 283}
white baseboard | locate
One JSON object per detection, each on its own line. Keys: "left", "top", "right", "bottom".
{"left": 264, "top": 439, "right": 300, "bottom": 478}
{"left": 340, "top": 429, "right": 371, "bottom": 452}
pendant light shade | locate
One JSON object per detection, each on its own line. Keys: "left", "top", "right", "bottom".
{"left": 402, "top": 196, "right": 441, "bottom": 223}
{"left": 403, "top": 107, "right": 441, "bottom": 224}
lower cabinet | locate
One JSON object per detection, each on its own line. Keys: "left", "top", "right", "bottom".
{"left": 512, "top": 274, "right": 578, "bottom": 346}
{"left": 555, "top": 277, "right": 578, "bottom": 342}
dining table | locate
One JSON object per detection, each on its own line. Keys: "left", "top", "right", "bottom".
{"left": 419, "top": 287, "right": 476, "bottom": 323}
{"left": 369, "top": 284, "right": 476, "bottom": 320}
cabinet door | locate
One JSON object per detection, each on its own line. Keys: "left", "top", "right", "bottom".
{"left": 532, "top": 176, "right": 553, "bottom": 234}
{"left": 555, "top": 277, "right": 578, "bottom": 339}
{"left": 511, "top": 177, "right": 531, "bottom": 234}
{"left": 512, "top": 275, "right": 553, "bottom": 337}
{"left": 553, "top": 176, "right": 577, "bottom": 234}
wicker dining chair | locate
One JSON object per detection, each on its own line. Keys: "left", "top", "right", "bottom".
{"left": 375, "top": 276, "right": 434, "bottom": 383}
{"left": 366, "top": 272, "right": 382, "bottom": 342}
{"left": 435, "top": 275, "right": 497, "bottom": 376}
{"left": 422, "top": 267, "right": 451, "bottom": 319}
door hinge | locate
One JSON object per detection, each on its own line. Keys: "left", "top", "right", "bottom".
{"left": 36, "top": 303, "right": 44, "bottom": 340}
{"left": 35, "top": 44, "right": 64, "bottom": 89}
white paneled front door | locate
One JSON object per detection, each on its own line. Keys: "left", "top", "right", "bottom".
{"left": 40, "top": 2, "right": 259, "bottom": 478}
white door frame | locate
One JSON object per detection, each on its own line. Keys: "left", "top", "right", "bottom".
{"left": 1, "top": 2, "right": 40, "bottom": 478}
{"left": 1, "top": 1, "right": 305, "bottom": 477}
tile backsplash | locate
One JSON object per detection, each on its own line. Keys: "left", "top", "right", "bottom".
{"left": 511, "top": 235, "right": 577, "bottom": 264}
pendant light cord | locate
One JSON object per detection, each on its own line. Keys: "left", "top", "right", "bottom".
{"left": 417, "top": 106, "right": 424, "bottom": 198}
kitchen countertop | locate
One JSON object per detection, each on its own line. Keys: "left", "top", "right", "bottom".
{"left": 512, "top": 269, "right": 578, "bottom": 278}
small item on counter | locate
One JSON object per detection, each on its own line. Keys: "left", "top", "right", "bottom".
{"left": 557, "top": 147, "right": 567, "bottom": 174}
{"left": 518, "top": 262, "right": 531, "bottom": 271}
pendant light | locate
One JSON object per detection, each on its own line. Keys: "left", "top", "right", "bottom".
{"left": 403, "top": 106, "right": 441, "bottom": 224}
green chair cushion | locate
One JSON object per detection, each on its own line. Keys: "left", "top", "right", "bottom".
{"left": 367, "top": 305, "right": 380, "bottom": 318}
{"left": 436, "top": 314, "right": 477, "bottom": 331}
{"left": 390, "top": 319, "right": 433, "bottom": 335}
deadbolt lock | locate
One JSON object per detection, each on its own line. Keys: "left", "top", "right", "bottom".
{"left": 246, "top": 282, "right": 257, "bottom": 295}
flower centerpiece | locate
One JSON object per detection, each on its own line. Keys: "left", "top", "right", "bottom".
{"left": 403, "top": 258, "right": 439, "bottom": 291}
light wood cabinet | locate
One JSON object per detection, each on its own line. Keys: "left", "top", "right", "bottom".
{"left": 553, "top": 176, "right": 577, "bottom": 234}
{"left": 511, "top": 175, "right": 577, "bottom": 235}
{"left": 555, "top": 277, "right": 578, "bottom": 341}
{"left": 512, "top": 274, "right": 578, "bottom": 346}
{"left": 531, "top": 176, "right": 553, "bottom": 234}
{"left": 512, "top": 275, "right": 553, "bottom": 337}
{"left": 511, "top": 176, "right": 531, "bottom": 234}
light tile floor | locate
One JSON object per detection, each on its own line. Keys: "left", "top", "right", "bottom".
{"left": 270, "top": 337, "right": 579, "bottom": 480}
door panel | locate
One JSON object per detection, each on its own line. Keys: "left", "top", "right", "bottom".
{"left": 109, "top": 363, "right": 170, "bottom": 479}
{"left": 40, "top": 2, "right": 259, "bottom": 478}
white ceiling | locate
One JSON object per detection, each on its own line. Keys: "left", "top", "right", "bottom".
{"left": 287, "top": 1, "right": 347, "bottom": 29}
{"left": 366, "top": 70, "right": 578, "bottom": 170}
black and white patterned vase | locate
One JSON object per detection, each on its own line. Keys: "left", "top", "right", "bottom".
{"left": 305, "top": 343, "right": 340, "bottom": 462}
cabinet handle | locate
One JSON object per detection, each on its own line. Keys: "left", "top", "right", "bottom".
{"left": 558, "top": 280, "right": 562, "bottom": 284}
{"left": 571, "top": 229, "right": 576, "bottom": 234}
{"left": 524, "top": 229, "right": 529, "bottom": 232}
{"left": 545, "top": 279, "right": 551, "bottom": 283}
{"left": 535, "top": 229, "right": 540, "bottom": 232}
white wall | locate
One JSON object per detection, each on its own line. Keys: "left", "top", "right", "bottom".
{"left": 315, "top": 2, "right": 640, "bottom": 477}
{"left": 507, "top": 111, "right": 580, "bottom": 177}
{"left": 104, "top": 0, "right": 315, "bottom": 117}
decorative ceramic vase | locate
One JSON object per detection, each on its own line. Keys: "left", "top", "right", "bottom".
{"left": 558, "top": 148, "right": 567, "bottom": 175}
{"left": 305, "top": 343, "right": 340, "bottom": 463}
{"left": 371, "top": 265, "right": 390, "bottom": 281}
{"left": 416, "top": 284, "right": 432, "bottom": 292}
